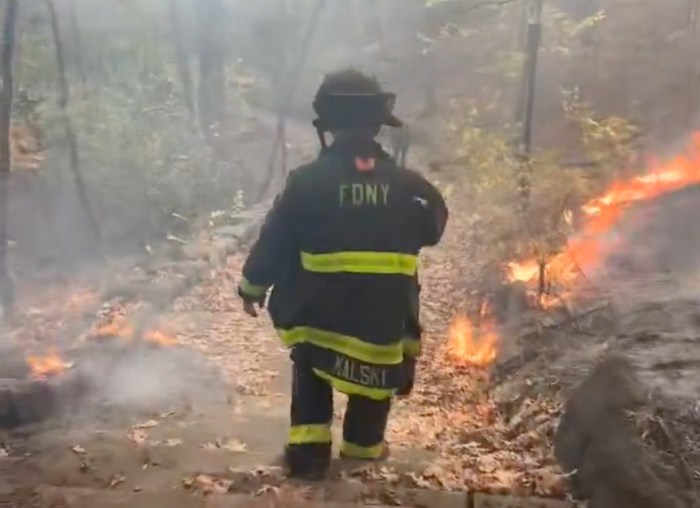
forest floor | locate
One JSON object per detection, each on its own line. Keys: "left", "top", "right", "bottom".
{"left": 1, "top": 110, "right": 699, "bottom": 508}
{"left": 0, "top": 178, "right": 575, "bottom": 508}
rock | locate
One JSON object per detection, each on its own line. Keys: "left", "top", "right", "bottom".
{"left": 0, "top": 346, "right": 31, "bottom": 378}
{"left": 402, "top": 488, "right": 468, "bottom": 508}
{"left": 554, "top": 355, "right": 699, "bottom": 508}
{"left": 33, "top": 486, "right": 207, "bottom": 508}
{"left": 0, "top": 378, "right": 53, "bottom": 427}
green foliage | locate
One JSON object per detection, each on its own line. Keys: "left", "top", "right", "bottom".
{"left": 14, "top": 2, "right": 232, "bottom": 246}
{"left": 543, "top": 6, "right": 606, "bottom": 56}
{"left": 562, "top": 88, "right": 639, "bottom": 179}
{"left": 450, "top": 89, "right": 635, "bottom": 271}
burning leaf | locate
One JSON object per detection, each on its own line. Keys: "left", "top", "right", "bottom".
{"left": 94, "top": 316, "right": 135, "bottom": 340}
{"left": 26, "top": 350, "right": 70, "bottom": 380}
{"left": 143, "top": 329, "right": 178, "bottom": 347}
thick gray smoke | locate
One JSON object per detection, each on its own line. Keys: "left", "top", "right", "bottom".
{"left": 71, "top": 341, "right": 228, "bottom": 417}
{"left": 601, "top": 184, "right": 700, "bottom": 282}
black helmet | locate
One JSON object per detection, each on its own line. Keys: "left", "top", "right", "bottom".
{"left": 312, "top": 68, "right": 403, "bottom": 132}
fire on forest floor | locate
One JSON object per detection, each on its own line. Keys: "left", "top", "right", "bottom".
{"left": 447, "top": 133, "right": 700, "bottom": 367}
{"left": 414, "top": 134, "right": 700, "bottom": 496}
{"left": 507, "top": 134, "right": 700, "bottom": 304}
{"left": 4, "top": 135, "right": 700, "bottom": 502}
{"left": 20, "top": 301, "right": 179, "bottom": 382}
{"left": 26, "top": 349, "right": 72, "bottom": 380}
{"left": 86, "top": 301, "right": 179, "bottom": 347}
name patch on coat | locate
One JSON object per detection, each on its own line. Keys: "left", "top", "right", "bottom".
{"left": 339, "top": 183, "right": 389, "bottom": 207}
{"left": 333, "top": 355, "right": 388, "bottom": 388}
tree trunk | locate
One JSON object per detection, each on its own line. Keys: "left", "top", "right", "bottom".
{"left": 0, "top": 0, "right": 18, "bottom": 312}
{"left": 168, "top": 0, "right": 195, "bottom": 123}
{"left": 45, "top": 0, "right": 101, "bottom": 246}
{"left": 348, "top": 0, "right": 366, "bottom": 48}
{"left": 196, "top": 0, "right": 227, "bottom": 137}
{"left": 67, "top": 0, "right": 87, "bottom": 94}
{"left": 276, "top": 0, "right": 288, "bottom": 178}
{"left": 255, "top": 0, "right": 326, "bottom": 203}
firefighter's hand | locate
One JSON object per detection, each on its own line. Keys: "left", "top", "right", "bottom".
{"left": 243, "top": 299, "right": 264, "bottom": 318}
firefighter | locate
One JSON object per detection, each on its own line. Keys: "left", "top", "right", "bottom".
{"left": 237, "top": 68, "right": 448, "bottom": 479}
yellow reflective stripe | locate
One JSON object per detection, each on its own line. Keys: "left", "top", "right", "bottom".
{"left": 402, "top": 338, "right": 422, "bottom": 357}
{"left": 239, "top": 277, "right": 268, "bottom": 298}
{"left": 278, "top": 327, "right": 403, "bottom": 365}
{"left": 313, "top": 369, "right": 394, "bottom": 401}
{"left": 301, "top": 251, "right": 418, "bottom": 275}
{"left": 340, "top": 441, "right": 386, "bottom": 459}
{"left": 288, "top": 424, "right": 332, "bottom": 445}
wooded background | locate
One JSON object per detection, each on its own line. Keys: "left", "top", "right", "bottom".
{"left": 0, "top": 0, "right": 698, "bottom": 291}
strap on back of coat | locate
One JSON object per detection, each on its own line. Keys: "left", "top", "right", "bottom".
{"left": 278, "top": 326, "right": 404, "bottom": 365}
{"left": 300, "top": 251, "right": 418, "bottom": 276}
{"left": 313, "top": 369, "right": 394, "bottom": 400}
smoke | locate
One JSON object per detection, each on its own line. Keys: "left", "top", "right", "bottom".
{"left": 70, "top": 340, "right": 228, "bottom": 418}
{"left": 602, "top": 184, "right": 700, "bottom": 280}
{"left": 594, "top": 183, "right": 700, "bottom": 329}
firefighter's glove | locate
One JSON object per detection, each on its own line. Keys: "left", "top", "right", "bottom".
{"left": 396, "top": 356, "right": 417, "bottom": 397}
{"left": 238, "top": 278, "right": 268, "bottom": 318}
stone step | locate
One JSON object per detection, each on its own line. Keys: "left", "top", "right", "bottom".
{"left": 474, "top": 493, "right": 573, "bottom": 508}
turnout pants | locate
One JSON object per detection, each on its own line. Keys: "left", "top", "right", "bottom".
{"left": 286, "top": 361, "right": 391, "bottom": 476}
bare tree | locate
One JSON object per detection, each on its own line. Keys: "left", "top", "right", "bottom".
{"left": 45, "top": 0, "right": 101, "bottom": 245}
{"left": 67, "top": 0, "right": 87, "bottom": 93}
{"left": 255, "top": 0, "right": 327, "bottom": 203}
{"left": 0, "top": 0, "right": 18, "bottom": 312}
{"left": 196, "top": 0, "right": 227, "bottom": 136}
{"left": 275, "top": 0, "right": 289, "bottom": 177}
{"left": 168, "top": 0, "right": 195, "bottom": 123}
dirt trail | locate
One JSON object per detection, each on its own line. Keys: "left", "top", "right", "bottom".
{"left": 0, "top": 181, "right": 576, "bottom": 507}
{"left": 0, "top": 113, "right": 576, "bottom": 507}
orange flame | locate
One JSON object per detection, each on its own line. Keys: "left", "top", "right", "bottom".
{"left": 92, "top": 315, "right": 177, "bottom": 347}
{"left": 448, "top": 315, "right": 498, "bottom": 366}
{"left": 27, "top": 350, "right": 69, "bottom": 380}
{"left": 509, "top": 134, "right": 700, "bottom": 289}
{"left": 94, "top": 316, "right": 135, "bottom": 340}
{"left": 143, "top": 329, "right": 178, "bottom": 347}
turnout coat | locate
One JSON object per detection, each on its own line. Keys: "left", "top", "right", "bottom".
{"left": 238, "top": 138, "right": 448, "bottom": 399}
